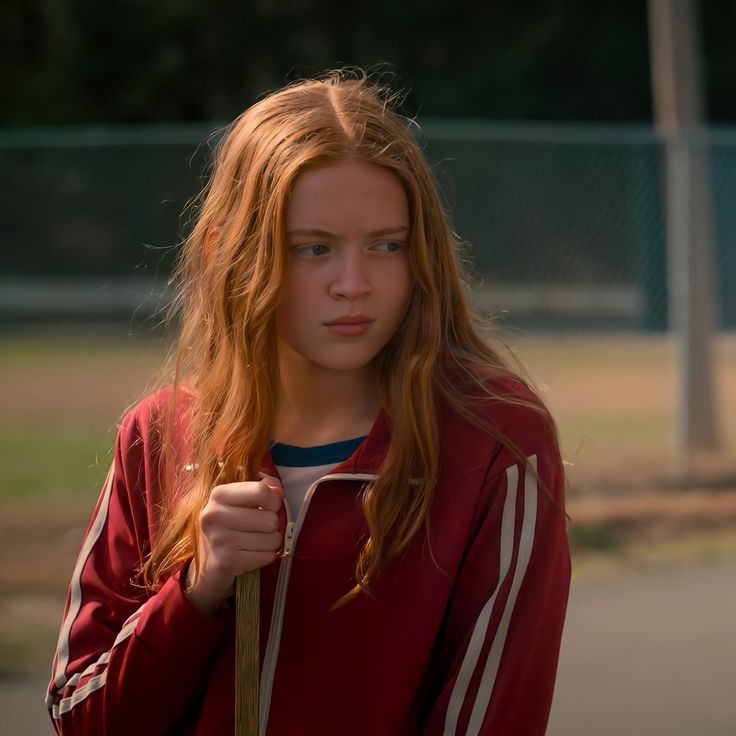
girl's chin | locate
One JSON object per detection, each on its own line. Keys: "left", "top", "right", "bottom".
{"left": 279, "top": 341, "right": 385, "bottom": 375}
{"left": 305, "top": 354, "right": 381, "bottom": 374}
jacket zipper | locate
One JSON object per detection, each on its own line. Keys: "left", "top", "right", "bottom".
{"left": 258, "top": 472, "right": 378, "bottom": 736}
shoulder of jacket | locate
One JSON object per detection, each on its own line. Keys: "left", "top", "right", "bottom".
{"left": 483, "top": 377, "right": 554, "bottom": 434}
{"left": 439, "top": 376, "right": 558, "bottom": 467}
{"left": 120, "top": 385, "right": 192, "bottom": 430}
{"left": 115, "top": 385, "right": 194, "bottom": 460}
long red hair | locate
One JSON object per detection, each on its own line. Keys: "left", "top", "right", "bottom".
{"left": 141, "top": 70, "right": 558, "bottom": 607}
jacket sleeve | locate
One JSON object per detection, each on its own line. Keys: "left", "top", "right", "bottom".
{"left": 46, "top": 406, "right": 232, "bottom": 735}
{"left": 421, "top": 436, "right": 571, "bottom": 736}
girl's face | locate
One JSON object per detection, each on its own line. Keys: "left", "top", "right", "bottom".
{"left": 277, "top": 159, "right": 413, "bottom": 379}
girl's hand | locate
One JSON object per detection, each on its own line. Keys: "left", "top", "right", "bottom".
{"left": 185, "top": 479, "right": 284, "bottom": 616}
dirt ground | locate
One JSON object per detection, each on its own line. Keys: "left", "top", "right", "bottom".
{"left": 514, "top": 333, "right": 736, "bottom": 487}
{"left": 0, "top": 334, "right": 166, "bottom": 424}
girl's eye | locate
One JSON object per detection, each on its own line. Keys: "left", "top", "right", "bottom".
{"left": 296, "top": 244, "right": 330, "bottom": 256}
{"left": 373, "top": 241, "right": 403, "bottom": 252}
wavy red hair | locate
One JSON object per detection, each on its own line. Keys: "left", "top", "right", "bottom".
{"left": 141, "top": 70, "right": 559, "bottom": 607}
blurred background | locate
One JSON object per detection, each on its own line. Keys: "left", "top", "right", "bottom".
{"left": 1, "top": 1, "right": 735, "bottom": 734}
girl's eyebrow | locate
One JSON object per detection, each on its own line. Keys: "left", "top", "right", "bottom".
{"left": 286, "top": 225, "right": 410, "bottom": 238}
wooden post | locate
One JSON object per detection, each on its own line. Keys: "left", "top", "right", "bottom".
{"left": 235, "top": 570, "right": 260, "bottom": 735}
{"left": 647, "top": 0, "right": 720, "bottom": 470}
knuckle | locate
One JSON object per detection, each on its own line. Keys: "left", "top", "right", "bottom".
{"left": 209, "top": 532, "right": 228, "bottom": 555}
{"left": 209, "top": 484, "right": 225, "bottom": 501}
{"left": 200, "top": 504, "right": 225, "bottom": 530}
{"left": 199, "top": 507, "right": 216, "bottom": 530}
{"left": 257, "top": 484, "right": 273, "bottom": 504}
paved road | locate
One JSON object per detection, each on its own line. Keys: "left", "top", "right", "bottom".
{"left": 4, "top": 554, "right": 735, "bottom": 735}
{"left": 0, "top": 670, "right": 52, "bottom": 736}
{"left": 548, "top": 553, "right": 736, "bottom": 736}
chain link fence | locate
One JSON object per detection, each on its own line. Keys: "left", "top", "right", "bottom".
{"left": 1, "top": 123, "right": 735, "bottom": 331}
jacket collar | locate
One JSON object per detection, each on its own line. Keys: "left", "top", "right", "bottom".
{"left": 260, "top": 407, "right": 391, "bottom": 479}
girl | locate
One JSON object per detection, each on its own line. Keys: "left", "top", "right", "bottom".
{"left": 47, "top": 71, "right": 571, "bottom": 735}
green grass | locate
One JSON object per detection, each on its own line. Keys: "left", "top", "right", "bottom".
{"left": 0, "top": 424, "right": 114, "bottom": 499}
{"left": 573, "top": 530, "right": 736, "bottom": 584}
{"left": 0, "top": 332, "right": 165, "bottom": 500}
{"left": 0, "top": 331, "right": 169, "bottom": 364}
{"left": 568, "top": 522, "right": 622, "bottom": 552}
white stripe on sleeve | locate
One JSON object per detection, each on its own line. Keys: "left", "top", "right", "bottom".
{"left": 48, "top": 605, "right": 145, "bottom": 718}
{"left": 442, "top": 456, "right": 539, "bottom": 736}
{"left": 51, "top": 461, "right": 116, "bottom": 691}
{"left": 466, "top": 455, "right": 538, "bottom": 735}
{"left": 47, "top": 459, "right": 151, "bottom": 719}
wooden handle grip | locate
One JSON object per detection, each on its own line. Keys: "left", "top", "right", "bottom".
{"left": 235, "top": 569, "right": 260, "bottom": 736}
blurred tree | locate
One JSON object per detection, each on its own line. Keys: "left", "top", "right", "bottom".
{"left": 0, "top": 0, "right": 732, "bottom": 124}
{"left": 701, "top": 0, "right": 736, "bottom": 121}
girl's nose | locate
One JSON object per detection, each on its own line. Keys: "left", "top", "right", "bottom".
{"left": 329, "top": 252, "right": 371, "bottom": 299}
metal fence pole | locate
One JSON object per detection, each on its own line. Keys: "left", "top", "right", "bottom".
{"left": 648, "top": 0, "right": 720, "bottom": 470}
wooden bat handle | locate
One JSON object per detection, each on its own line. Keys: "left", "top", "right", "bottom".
{"left": 235, "top": 569, "right": 260, "bottom": 736}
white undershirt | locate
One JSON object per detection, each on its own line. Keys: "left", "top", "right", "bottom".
{"left": 274, "top": 462, "right": 336, "bottom": 521}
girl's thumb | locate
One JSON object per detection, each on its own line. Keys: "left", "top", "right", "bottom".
{"left": 258, "top": 471, "right": 285, "bottom": 500}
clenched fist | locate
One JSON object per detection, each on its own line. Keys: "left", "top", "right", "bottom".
{"left": 185, "top": 477, "right": 284, "bottom": 616}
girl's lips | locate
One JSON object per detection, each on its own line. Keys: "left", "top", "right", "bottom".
{"left": 325, "top": 321, "right": 372, "bottom": 337}
{"left": 324, "top": 314, "right": 372, "bottom": 325}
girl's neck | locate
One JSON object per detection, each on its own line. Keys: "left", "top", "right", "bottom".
{"left": 274, "top": 364, "right": 380, "bottom": 447}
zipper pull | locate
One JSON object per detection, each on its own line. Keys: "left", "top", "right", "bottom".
{"left": 282, "top": 522, "right": 297, "bottom": 557}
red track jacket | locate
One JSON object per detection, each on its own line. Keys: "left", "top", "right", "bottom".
{"left": 47, "top": 380, "right": 571, "bottom": 735}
